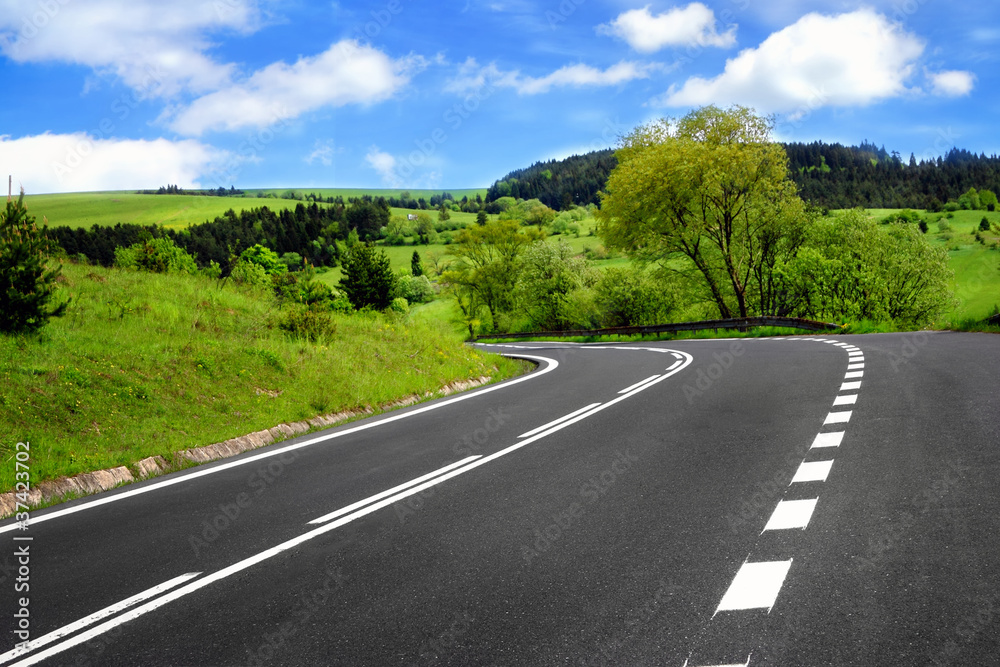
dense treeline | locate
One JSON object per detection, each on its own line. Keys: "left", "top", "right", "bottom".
{"left": 49, "top": 202, "right": 351, "bottom": 272}
{"left": 138, "top": 184, "right": 245, "bottom": 196}
{"left": 485, "top": 150, "right": 617, "bottom": 210}
{"left": 486, "top": 143, "right": 1000, "bottom": 211}
{"left": 786, "top": 144, "right": 1000, "bottom": 209}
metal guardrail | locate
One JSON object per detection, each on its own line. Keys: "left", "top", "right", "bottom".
{"left": 472, "top": 316, "right": 843, "bottom": 341}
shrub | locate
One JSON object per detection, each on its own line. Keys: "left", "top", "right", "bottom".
{"left": 980, "top": 217, "right": 991, "bottom": 232}
{"left": 239, "top": 244, "right": 286, "bottom": 275}
{"left": 229, "top": 258, "right": 270, "bottom": 287}
{"left": 595, "top": 266, "right": 676, "bottom": 327}
{"left": 396, "top": 274, "right": 435, "bottom": 304}
{"left": 389, "top": 297, "right": 409, "bottom": 315}
{"left": 0, "top": 193, "right": 68, "bottom": 334}
{"left": 275, "top": 305, "right": 335, "bottom": 342}
{"left": 114, "top": 237, "right": 197, "bottom": 274}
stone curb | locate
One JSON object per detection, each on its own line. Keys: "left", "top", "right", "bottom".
{"left": 0, "top": 376, "right": 492, "bottom": 519}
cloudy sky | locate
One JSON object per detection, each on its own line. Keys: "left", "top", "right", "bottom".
{"left": 0, "top": 0, "right": 994, "bottom": 193}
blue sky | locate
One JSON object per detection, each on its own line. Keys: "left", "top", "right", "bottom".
{"left": 0, "top": 0, "right": 995, "bottom": 193}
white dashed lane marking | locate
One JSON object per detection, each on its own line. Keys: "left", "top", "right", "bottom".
{"left": 791, "top": 459, "right": 834, "bottom": 483}
{"left": 823, "top": 411, "right": 852, "bottom": 425}
{"left": 811, "top": 431, "right": 845, "bottom": 449}
{"left": 715, "top": 560, "right": 794, "bottom": 613}
{"left": 762, "top": 499, "right": 818, "bottom": 533}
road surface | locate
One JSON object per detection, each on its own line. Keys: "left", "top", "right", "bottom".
{"left": 2, "top": 332, "right": 998, "bottom": 665}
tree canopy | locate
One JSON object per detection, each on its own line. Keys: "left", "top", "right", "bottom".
{"left": 598, "top": 105, "right": 809, "bottom": 319}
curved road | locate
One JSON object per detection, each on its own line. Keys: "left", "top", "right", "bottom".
{"left": 1, "top": 332, "right": 998, "bottom": 665}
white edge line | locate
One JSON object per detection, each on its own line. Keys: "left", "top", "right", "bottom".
{"left": 617, "top": 374, "right": 661, "bottom": 395}
{"left": 518, "top": 403, "right": 602, "bottom": 439}
{"left": 0, "top": 572, "right": 201, "bottom": 664}
{"left": 307, "top": 456, "right": 481, "bottom": 524}
{"left": 0, "top": 354, "right": 561, "bottom": 535}
{"left": 16, "top": 350, "right": 695, "bottom": 667}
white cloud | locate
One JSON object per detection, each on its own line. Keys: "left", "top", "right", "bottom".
{"left": 659, "top": 9, "right": 925, "bottom": 114}
{"left": 365, "top": 146, "right": 399, "bottom": 186}
{"left": 0, "top": 0, "right": 261, "bottom": 96}
{"left": 0, "top": 132, "right": 229, "bottom": 194}
{"left": 445, "top": 57, "right": 660, "bottom": 96}
{"left": 598, "top": 3, "right": 736, "bottom": 53}
{"left": 306, "top": 140, "right": 341, "bottom": 167}
{"left": 168, "top": 40, "right": 421, "bottom": 136}
{"left": 927, "top": 69, "right": 975, "bottom": 97}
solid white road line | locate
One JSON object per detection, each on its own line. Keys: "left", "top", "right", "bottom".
{"left": 1, "top": 572, "right": 201, "bottom": 665}
{"left": 715, "top": 560, "right": 793, "bottom": 613}
{"left": 833, "top": 394, "right": 858, "bottom": 406}
{"left": 0, "top": 354, "right": 563, "bottom": 535}
{"left": 617, "top": 375, "right": 662, "bottom": 395}
{"left": 791, "top": 460, "right": 834, "bottom": 484}
{"left": 518, "top": 403, "right": 602, "bottom": 438}
{"left": 762, "top": 499, "right": 818, "bottom": 532}
{"left": 824, "top": 411, "right": 852, "bottom": 425}
{"left": 307, "top": 456, "right": 481, "bottom": 524}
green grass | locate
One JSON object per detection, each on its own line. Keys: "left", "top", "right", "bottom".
{"left": 252, "top": 188, "right": 487, "bottom": 201}
{"left": 0, "top": 262, "right": 528, "bottom": 493}
{"left": 23, "top": 192, "right": 312, "bottom": 230}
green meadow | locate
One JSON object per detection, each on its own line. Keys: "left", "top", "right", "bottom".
{"left": 22, "top": 188, "right": 489, "bottom": 231}
{"left": 0, "top": 261, "right": 527, "bottom": 493}
{"left": 22, "top": 192, "right": 305, "bottom": 230}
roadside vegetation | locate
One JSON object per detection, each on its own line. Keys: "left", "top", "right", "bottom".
{"left": 0, "top": 197, "right": 526, "bottom": 493}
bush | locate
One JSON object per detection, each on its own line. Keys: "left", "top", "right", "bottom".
{"left": 114, "top": 237, "right": 197, "bottom": 274}
{"left": 595, "top": 266, "right": 675, "bottom": 327}
{"left": 396, "top": 274, "right": 435, "bottom": 304}
{"left": 0, "top": 193, "right": 68, "bottom": 334}
{"left": 389, "top": 297, "right": 409, "bottom": 315}
{"left": 239, "top": 244, "right": 286, "bottom": 275}
{"left": 229, "top": 258, "right": 270, "bottom": 287}
{"left": 275, "top": 305, "right": 335, "bottom": 342}
{"left": 980, "top": 217, "right": 991, "bottom": 232}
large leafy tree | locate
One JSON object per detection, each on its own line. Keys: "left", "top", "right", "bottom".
{"left": 0, "top": 193, "right": 68, "bottom": 334}
{"left": 597, "top": 105, "right": 810, "bottom": 318}
{"left": 442, "top": 219, "right": 541, "bottom": 332}
{"left": 339, "top": 243, "right": 396, "bottom": 310}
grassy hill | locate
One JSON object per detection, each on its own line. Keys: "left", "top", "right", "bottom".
{"left": 22, "top": 192, "right": 307, "bottom": 230}
{"left": 23, "top": 188, "right": 489, "bottom": 231}
{"left": 0, "top": 262, "right": 527, "bottom": 493}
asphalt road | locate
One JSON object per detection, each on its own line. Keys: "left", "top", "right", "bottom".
{"left": 1, "top": 332, "right": 998, "bottom": 666}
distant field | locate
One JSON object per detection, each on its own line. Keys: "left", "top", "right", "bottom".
{"left": 250, "top": 187, "right": 487, "bottom": 201}
{"left": 24, "top": 188, "right": 489, "bottom": 231}
{"left": 23, "top": 192, "right": 309, "bottom": 230}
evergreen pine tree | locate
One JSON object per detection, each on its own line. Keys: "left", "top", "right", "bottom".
{"left": 0, "top": 192, "right": 68, "bottom": 333}
{"left": 339, "top": 243, "right": 396, "bottom": 310}
{"left": 411, "top": 250, "right": 423, "bottom": 277}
